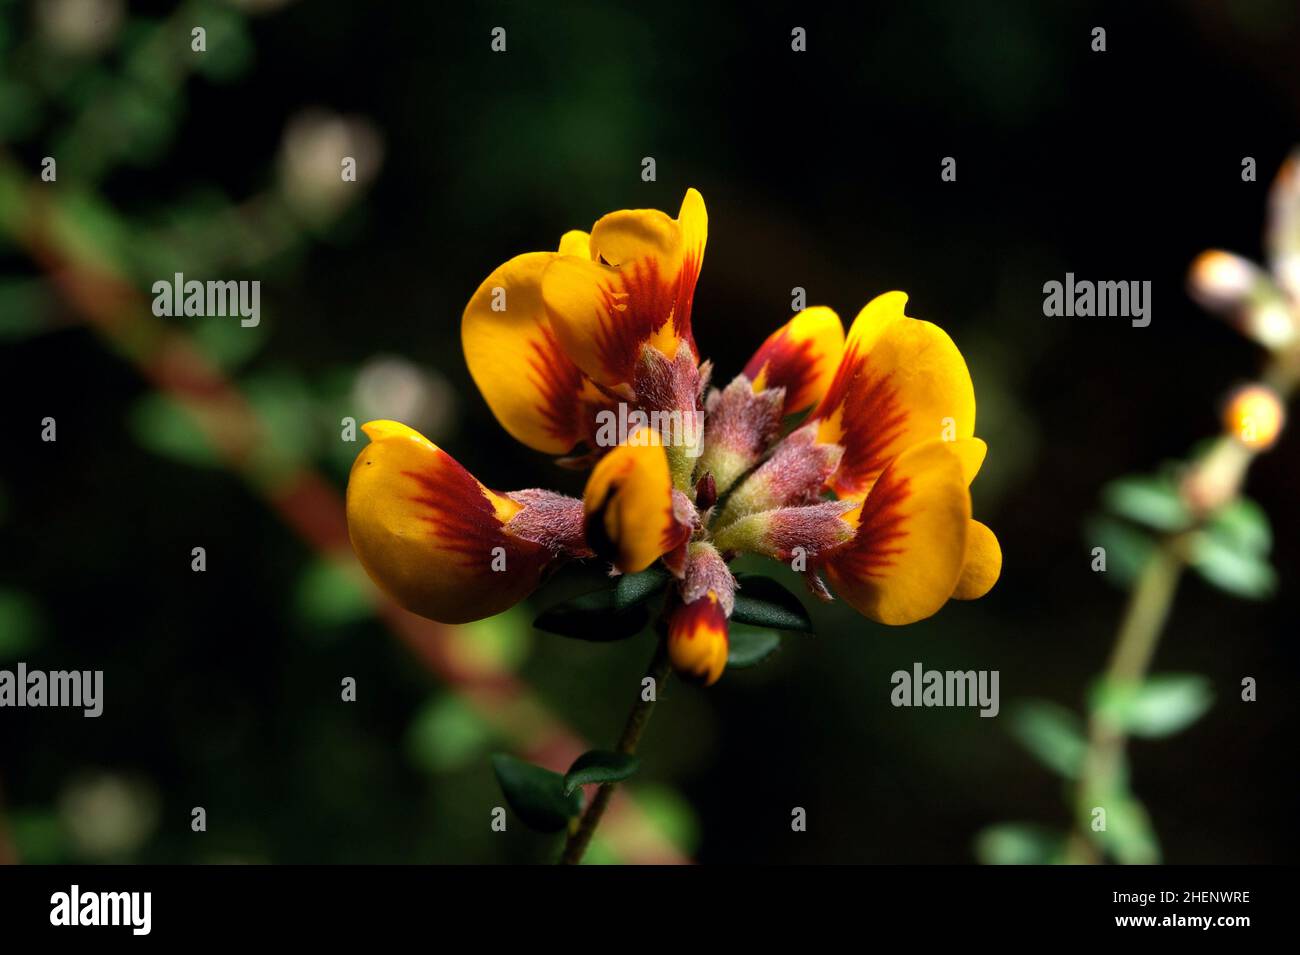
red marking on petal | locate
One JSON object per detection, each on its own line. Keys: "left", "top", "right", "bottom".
{"left": 812, "top": 341, "right": 860, "bottom": 422}
{"left": 675, "top": 248, "right": 702, "bottom": 358}
{"left": 817, "top": 342, "right": 908, "bottom": 495}
{"left": 833, "top": 470, "right": 912, "bottom": 579}
{"left": 402, "top": 460, "right": 517, "bottom": 567}
{"left": 592, "top": 254, "right": 698, "bottom": 381}
{"left": 660, "top": 503, "right": 691, "bottom": 554}
{"left": 593, "top": 259, "right": 675, "bottom": 380}
{"left": 525, "top": 322, "right": 586, "bottom": 445}
{"left": 743, "top": 326, "right": 824, "bottom": 411}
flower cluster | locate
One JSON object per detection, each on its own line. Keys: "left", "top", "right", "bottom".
{"left": 346, "top": 190, "right": 1000, "bottom": 685}
{"left": 1181, "top": 152, "right": 1300, "bottom": 511}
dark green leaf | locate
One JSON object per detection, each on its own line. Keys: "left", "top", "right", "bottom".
{"left": 974, "top": 823, "right": 1064, "bottom": 865}
{"left": 1101, "top": 475, "right": 1191, "bottom": 532}
{"left": 490, "top": 754, "right": 583, "bottom": 833}
{"left": 563, "top": 750, "right": 640, "bottom": 795}
{"left": 614, "top": 567, "right": 671, "bottom": 610}
{"left": 534, "top": 588, "right": 649, "bottom": 641}
{"left": 1009, "top": 701, "right": 1087, "bottom": 780}
{"left": 1090, "top": 674, "right": 1213, "bottom": 738}
{"left": 730, "top": 575, "right": 813, "bottom": 633}
{"left": 727, "top": 628, "right": 782, "bottom": 668}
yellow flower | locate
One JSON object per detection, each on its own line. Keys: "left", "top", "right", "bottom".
{"left": 347, "top": 190, "right": 1000, "bottom": 680}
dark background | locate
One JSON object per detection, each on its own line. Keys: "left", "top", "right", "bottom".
{"left": 1, "top": 0, "right": 1296, "bottom": 863}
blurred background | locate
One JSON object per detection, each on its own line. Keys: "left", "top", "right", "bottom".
{"left": 1, "top": 0, "right": 1297, "bottom": 863}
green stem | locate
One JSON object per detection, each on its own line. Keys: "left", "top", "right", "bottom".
{"left": 559, "top": 636, "right": 672, "bottom": 865}
{"left": 1068, "top": 535, "right": 1188, "bottom": 863}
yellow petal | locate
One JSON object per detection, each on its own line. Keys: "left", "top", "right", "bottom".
{"left": 952, "top": 520, "right": 1001, "bottom": 600}
{"left": 846, "top": 290, "right": 910, "bottom": 353}
{"left": 557, "top": 229, "right": 592, "bottom": 259}
{"left": 743, "top": 306, "right": 845, "bottom": 414}
{"left": 542, "top": 189, "right": 707, "bottom": 387}
{"left": 462, "top": 252, "right": 593, "bottom": 454}
{"left": 346, "top": 421, "right": 547, "bottom": 623}
{"left": 582, "top": 428, "right": 688, "bottom": 573}
{"left": 825, "top": 440, "right": 971, "bottom": 625}
{"left": 814, "top": 293, "right": 976, "bottom": 498}
{"left": 948, "top": 437, "right": 987, "bottom": 485}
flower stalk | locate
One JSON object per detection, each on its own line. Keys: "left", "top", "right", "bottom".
{"left": 559, "top": 635, "right": 673, "bottom": 865}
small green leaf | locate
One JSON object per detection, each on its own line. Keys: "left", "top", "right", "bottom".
{"left": 1084, "top": 516, "right": 1155, "bottom": 588}
{"left": 490, "top": 754, "right": 583, "bottom": 833}
{"left": 1091, "top": 674, "right": 1213, "bottom": 738}
{"left": 1190, "top": 530, "right": 1277, "bottom": 599}
{"left": 1207, "top": 497, "right": 1272, "bottom": 556}
{"left": 1089, "top": 793, "right": 1161, "bottom": 865}
{"left": 128, "top": 394, "right": 219, "bottom": 468}
{"left": 1102, "top": 475, "right": 1191, "bottom": 532}
{"left": 730, "top": 575, "right": 813, "bottom": 632}
{"left": 534, "top": 588, "right": 649, "bottom": 641}
{"left": 406, "top": 696, "right": 493, "bottom": 774}
{"left": 1009, "top": 701, "right": 1087, "bottom": 780}
{"left": 614, "top": 567, "right": 671, "bottom": 610}
{"left": 563, "top": 750, "right": 640, "bottom": 795}
{"left": 0, "top": 588, "right": 42, "bottom": 661}
{"left": 294, "top": 558, "right": 370, "bottom": 629}
{"left": 9, "top": 810, "right": 65, "bottom": 865}
{"left": 974, "top": 823, "right": 1064, "bottom": 865}
{"left": 727, "top": 628, "right": 782, "bottom": 668}
{"left": 192, "top": 315, "right": 267, "bottom": 371}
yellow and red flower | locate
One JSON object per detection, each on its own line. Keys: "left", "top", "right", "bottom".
{"left": 347, "top": 190, "right": 1001, "bottom": 681}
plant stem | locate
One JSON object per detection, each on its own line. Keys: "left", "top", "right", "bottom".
{"left": 559, "top": 636, "right": 672, "bottom": 865}
{"left": 1067, "top": 535, "right": 1188, "bottom": 863}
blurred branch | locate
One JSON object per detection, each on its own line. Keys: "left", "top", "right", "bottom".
{"left": 0, "top": 781, "right": 17, "bottom": 865}
{"left": 0, "top": 151, "right": 687, "bottom": 864}
{"left": 1065, "top": 213, "right": 1300, "bottom": 865}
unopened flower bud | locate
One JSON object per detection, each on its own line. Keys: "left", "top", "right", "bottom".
{"left": 1223, "top": 384, "right": 1285, "bottom": 451}
{"left": 693, "top": 376, "right": 784, "bottom": 495}
{"left": 1188, "top": 251, "right": 1296, "bottom": 349}
{"left": 1189, "top": 250, "right": 1262, "bottom": 308}
{"left": 712, "top": 500, "right": 857, "bottom": 561}
{"left": 715, "top": 423, "right": 843, "bottom": 528}
{"left": 695, "top": 472, "right": 717, "bottom": 509}
{"left": 667, "top": 543, "right": 735, "bottom": 686}
{"left": 668, "top": 591, "right": 729, "bottom": 686}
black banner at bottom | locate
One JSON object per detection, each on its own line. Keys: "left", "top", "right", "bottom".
{"left": 0, "top": 863, "right": 1285, "bottom": 941}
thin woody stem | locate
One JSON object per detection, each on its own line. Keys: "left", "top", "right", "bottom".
{"left": 1068, "top": 341, "right": 1300, "bottom": 864}
{"left": 559, "top": 635, "right": 672, "bottom": 865}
